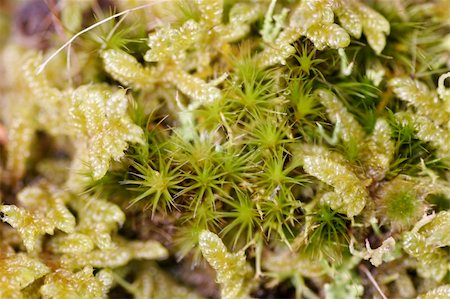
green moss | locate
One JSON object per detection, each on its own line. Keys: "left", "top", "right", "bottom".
{"left": 376, "top": 178, "right": 427, "bottom": 231}
{"left": 300, "top": 205, "right": 350, "bottom": 264}
{"left": 385, "top": 191, "right": 419, "bottom": 221}
{"left": 1, "top": 0, "right": 449, "bottom": 298}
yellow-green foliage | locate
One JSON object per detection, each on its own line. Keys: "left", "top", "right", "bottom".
{"left": 60, "top": 238, "right": 168, "bottom": 270}
{"left": 0, "top": 183, "right": 75, "bottom": 252}
{"left": 317, "top": 89, "right": 365, "bottom": 144}
{"left": 0, "top": 205, "right": 55, "bottom": 253}
{"left": 199, "top": 230, "right": 253, "bottom": 299}
{"left": 402, "top": 213, "right": 450, "bottom": 281}
{"left": 257, "top": 0, "right": 389, "bottom": 67}
{"left": 0, "top": 181, "right": 168, "bottom": 297}
{"left": 5, "top": 54, "right": 68, "bottom": 181}
{"left": 40, "top": 267, "right": 112, "bottom": 299}
{"left": 127, "top": 262, "right": 205, "bottom": 299}
{"left": 0, "top": 0, "right": 449, "bottom": 298}
{"left": 101, "top": 49, "right": 156, "bottom": 90}
{"left": 391, "top": 76, "right": 450, "bottom": 158}
{"left": 417, "top": 285, "right": 450, "bottom": 299}
{"left": 376, "top": 177, "right": 426, "bottom": 231}
{"left": 0, "top": 253, "right": 50, "bottom": 298}
{"left": 70, "top": 84, "right": 145, "bottom": 180}
{"left": 361, "top": 118, "right": 394, "bottom": 180}
{"left": 145, "top": 20, "right": 202, "bottom": 63}
{"left": 300, "top": 145, "right": 368, "bottom": 217}
{"left": 420, "top": 211, "right": 450, "bottom": 247}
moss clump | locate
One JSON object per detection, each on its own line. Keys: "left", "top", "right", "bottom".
{"left": 376, "top": 178, "right": 426, "bottom": 231}
{"left": 385, "top": 190, "right": 420, "bottom": 223}
{"left": 1, "top": 0, "right": 450, "bottom": 298}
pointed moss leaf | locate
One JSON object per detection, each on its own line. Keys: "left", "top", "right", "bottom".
{"left": 199, "top": 230, "right": 253, "bottom": 299}
{"left": 70, "top": 84, "right": 145, "bottom": 180}
{"left": 376, "top": 177, "right": 425, "bottom": 231}
{"left": 1, "top": 1, "right": 449, "bottom": 298}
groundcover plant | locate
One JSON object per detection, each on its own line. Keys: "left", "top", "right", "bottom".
{"left": 0, "top": 0, "right": 449, "bottom": 298}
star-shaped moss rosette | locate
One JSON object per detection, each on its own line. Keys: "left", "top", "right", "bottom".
{"left": 0, "top": 253, "right": 50, "bottom": 298}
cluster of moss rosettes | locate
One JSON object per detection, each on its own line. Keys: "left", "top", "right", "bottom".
{"left": 0, "top": 0, "right": 450, "bottom": 298}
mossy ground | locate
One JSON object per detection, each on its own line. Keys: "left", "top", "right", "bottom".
{"left": 0, "top": 0, "right": 450, "bottom": 298}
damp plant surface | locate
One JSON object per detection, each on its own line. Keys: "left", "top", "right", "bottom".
{"left": 1, "top": 0, "right": 450, "bottom": 298}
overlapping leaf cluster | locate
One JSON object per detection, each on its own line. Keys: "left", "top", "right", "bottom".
{"left": 0, "top": 0, "right": 449, "bottom": 298}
